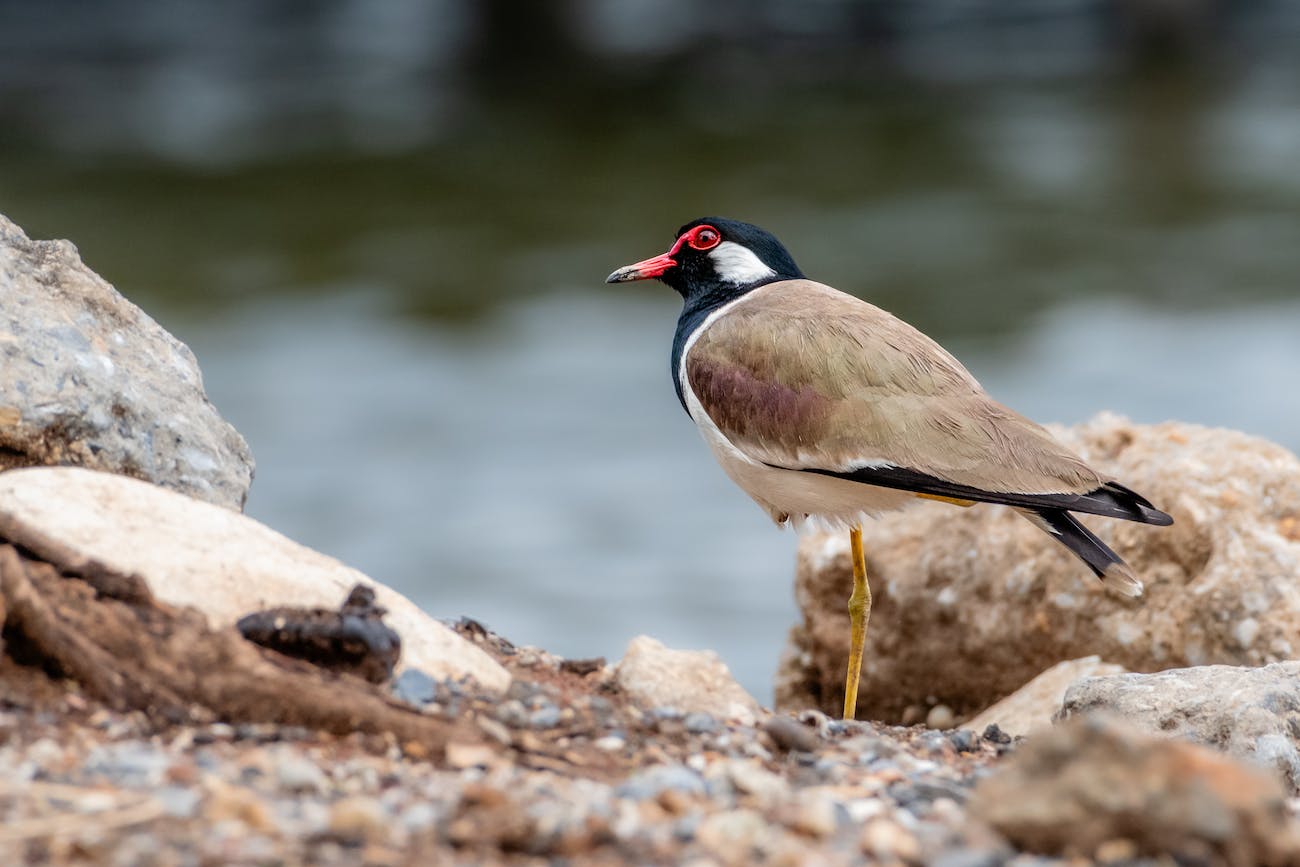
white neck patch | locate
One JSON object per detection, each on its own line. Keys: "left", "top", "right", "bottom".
{"left": 708, "top": 241, "right": 777, "bottom": 285}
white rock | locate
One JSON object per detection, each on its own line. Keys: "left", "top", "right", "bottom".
{"left": 614, "top": 636, "right": 762, "bottom": 725}
{"left": 0, "top": 467, "right": 510, "bottom": 694}
{"left": 967, "top": 656, "right": 1127, "bottom": 738}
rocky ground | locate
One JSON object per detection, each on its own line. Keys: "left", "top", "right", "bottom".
{"left": 2, "top": 608, "right": 1299, "bottom": 867}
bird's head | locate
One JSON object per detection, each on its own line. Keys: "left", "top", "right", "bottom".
{"left": 606, "top": 217, "right": 804, "bottom": 302}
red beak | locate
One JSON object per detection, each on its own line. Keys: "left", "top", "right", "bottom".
{"left": 606, "top": 238, "right": 685, "bottom": 283}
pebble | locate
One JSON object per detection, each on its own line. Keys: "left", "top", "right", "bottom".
{"left": 861, "top": 818, "right": 923, "bottom": 861}
{"left": 784, "top": 791, "right": 842, "bottom": 838}
{"left": 593, "top": 735, "right": 626, "bottom": 752}
{"left": 947, "top": 729, "right": 979, "bottom": 753}
{"left": 274, "top": 753, "right": 328, "bottom": 793}
{"left": 696, "top": 809, "right": 772, "bottom": 856}
{"left": 723, "top": 760, "right": 789, "bottom": 806}
{"left": 528, "top": 705, "right": 562, "bottom": 729}
{"left": 327, "top": 795, "right": 389, "bottom": 843}
{"left": 617, "top": 764, "right": 707, "bottom": 801}
{"left": 926, "top": 705, "right": 957, "bottom": 730}
{"left": 391, "top": 668, "right": 439, "bottom": 706}
{"left": 493, "top": 699, "right": 531, "bottom": 728}
{"left": 83, "top": 742, "right": 171, "bottom": 786}
{"left": 683, "top": 712, "right": 719, "bottom": 734}
{"left": 981, "top": 723, "right": 1012, "bottom": 745}
{"left": 764, "top": 715, "right": 821, "bottom": 753}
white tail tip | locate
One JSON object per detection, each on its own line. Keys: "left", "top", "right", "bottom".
{"left": 1103, "top": 563, "right": 1144, "bottom": 598}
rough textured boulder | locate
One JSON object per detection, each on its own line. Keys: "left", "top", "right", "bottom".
{"left": 971, "top": 715, "right": 1300, "bottom": 865}
{"left": 1061, "top": 662, "right": 1300, "bottom": 792}
{"left": 0, "top": 213, "right": 252, "bottom": 510}
{"left": 0, "top": 466, "right": 510, "bottom": 694}
{"left": 615, "top": 635, "right": 763, "bottom": 724}
{"left": 776, "top": 415, "right": 1300, "bottom": 721}
{"left": 966, "top": 656, "right": 1126, "bottom": 738}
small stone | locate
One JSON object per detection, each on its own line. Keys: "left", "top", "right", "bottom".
{"left": 203, "top": 780, "right": 275, "bottom": 832}
{"left": 401, "top": 802, "right": 440, "bottom": 833}
{"left": 724, "top": 760, "right": 789, "bottom": 807}
{"left": 328, "top": 796, "right": 389, "bottom": 843}
{"left": 929, "top": 849, "right": 1005, "bottom": 867}
{"left": 476, "top": 717, "right": 512, "bottom": 746}
{"left": 392, "top": 669, "right": 439, "bottom": 705}
{"left": 926, "top": 704, "right": 955, "bottom": 730}
{"left": 861, "top": 818, "right": 922, "bottom": 861}
{"left": 274, "top": 754, "right": 327, "bottom": 793}
{"left": 617, "top": 765, "right": 707, "bottom": 801}
{"left": 559, "top": 656, "right": 606, "bottom": 676}
{"left": 947, "top": 729, "right": 978, "bottom": 753}
{"left": 683, "top": 712, "right": 719, "bottom": 734}
{"left": 155, "top": 786, "right": 202, "bottom": 819}
{"left": 593, "top": 735, "right": 626, "bottom": 752}
{"left": 494, "top": 699, "right": 530, "bottom": 728}
{"left": 528, "top": 705, "right": 562, "bottom": 729}
{"left": 1095, "top": 837, "right": 1139, "bottom": 862}
{"left": 764, "top": 715, "right": 820, "bottom": 753}
{"left": 445, "top": 742, "right": 497, "bottom": 770}
{"left": 84, "top": 743, "right": 171, "bottom": 787}
{"left": 784, "top": 792, "right": 841, "bottom": 839}
{"left": 981, "top": 724, "right": 1012, "bottom": 745}
{"left": 696, "top": 809, "right": 772, "bottom": 857}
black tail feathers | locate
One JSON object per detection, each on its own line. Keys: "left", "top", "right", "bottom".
{"left": 1022, "top": 508, "right": 1144, "bottom": 597}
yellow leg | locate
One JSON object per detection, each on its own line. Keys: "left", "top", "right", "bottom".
{"left": 842, "top": 524, "right": 872, "bottom": 720}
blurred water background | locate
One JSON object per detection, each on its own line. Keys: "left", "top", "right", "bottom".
{"left": 1, "top": 1, "right": 1298, "bottom": 700}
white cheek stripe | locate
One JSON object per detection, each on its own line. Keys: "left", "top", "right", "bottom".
{"left": 708, "top": 241, "right": 777, "bottom": 285}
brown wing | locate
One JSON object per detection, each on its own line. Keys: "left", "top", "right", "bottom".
{"left": 685, "top": 279, "right": 1106, "bottom": 497}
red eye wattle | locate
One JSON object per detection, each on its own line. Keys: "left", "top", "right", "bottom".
{"left": 688, "top": 226, "right": 721, "bottom": 251}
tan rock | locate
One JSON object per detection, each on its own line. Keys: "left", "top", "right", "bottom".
{"left": 966, "top": 656, "right": 1127, "bottom": 738}
{"left": 0, "top": 466, "right": 510, "bottom": 694}
{"left": 776, "top": 415, "right": 1300, "bottom": 721}
{"left": 970, "top": 715, "right": 1300, "bottom": 865}
{"left": 0, "top": 212, "right": 252, "bottom": 509}
{"left": 615, "top": 636, "right": 762, "bottom": 725}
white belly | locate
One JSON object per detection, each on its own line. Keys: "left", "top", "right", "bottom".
{"left": 692, "top": 407, "right": 917, "bottom": 530}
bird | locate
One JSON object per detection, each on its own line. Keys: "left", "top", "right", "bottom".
{"left": 606, "top": 217, "right": 1173, "bottom": 720}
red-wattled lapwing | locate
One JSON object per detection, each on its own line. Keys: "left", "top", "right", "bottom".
{"left": 607, "top": 217, "right": 1172, "bottom": 720}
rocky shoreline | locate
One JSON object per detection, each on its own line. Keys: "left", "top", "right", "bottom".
{"left": 4, "top": 212, "right": 1300, "bottom": 865}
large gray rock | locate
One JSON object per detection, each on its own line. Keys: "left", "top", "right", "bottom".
{"left": 1061, "top": 662, "right": 1300, "bottom": 792}
{"left": 0, "top": 213, "right": 252, "bottom": 510}
{"left": 777, "top": 415, "right": 1300, "bottom": 721}
{"left": 0, "top": 466, "right": 511, "bottom": 694}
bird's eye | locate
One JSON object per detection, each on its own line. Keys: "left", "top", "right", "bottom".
{"left": 688, "top": 226, "right": 721, "bottom": 251}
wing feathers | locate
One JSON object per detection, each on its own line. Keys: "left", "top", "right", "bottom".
{"left": 799, "top": 464, "right": 1172, "bottom": 526}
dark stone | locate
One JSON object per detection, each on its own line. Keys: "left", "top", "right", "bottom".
{"left": 763, "top": 715, "right": 821, "bottom": 753}
{"left": 236, "top": 583, "right": 401, "bottom": 683}
{"left": 981, "top": 723, "right": 1012, "bottom": 745}
{"left": 558, "top": 657, "right": 606, "bottom": 676}
{"left": 947, "top": 729, "right": 979, "bottom": 753}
